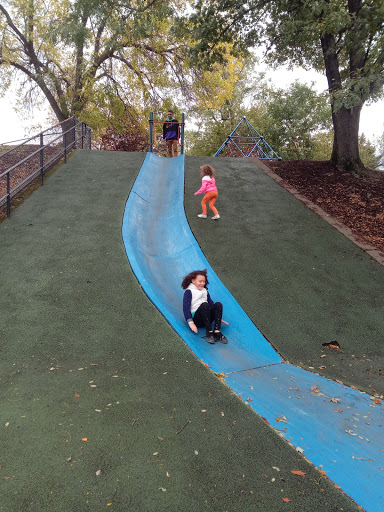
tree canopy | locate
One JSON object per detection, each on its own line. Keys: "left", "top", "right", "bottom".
{"left": 0, "top": 0, "right": 191, "bottom": 128}
{"left": 190, "top": 0, "right": 384, "bottom": 172}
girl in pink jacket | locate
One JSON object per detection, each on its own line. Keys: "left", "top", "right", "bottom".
{"left": 194, "top": 164, "right": 220, "bottom": 220}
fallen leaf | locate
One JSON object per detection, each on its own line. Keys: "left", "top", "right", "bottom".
{"left": 75, "top": 394, "right": 80, "bottom": 398}
{"left": 322, "top": 340, "right": 340, "bottom": 349}
{"left": 290, "top": 470, "right": 306, "bottom": 476}
{"left": 282, "top": 497, "right": 291, "bottom": 502}
{"left": 246, "top": 398, "right": 253, "bottom": 402}
{"left": 96, "top": 470, "right": 101, "bottom": 476}
{"left": 157, "top": 436, "right": 164, "bottom": 441}
{"left": 66, "top": 456, "right": 72, "bottom": 462}
{"left": 166, "top": 471, "right": 170, "bottom": 478}
{"left": 81, "top": 437, "right": 88, "bottom": 442}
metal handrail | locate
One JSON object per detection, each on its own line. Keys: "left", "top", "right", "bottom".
{"left": 0, "top": 116, "right": 77, "bottom": 159}
{"left": 0, "top": 116, "right": 92, "bottom": 217}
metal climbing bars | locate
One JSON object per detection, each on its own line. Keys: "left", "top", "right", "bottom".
{"left": 215, "top": 116, "right": 280, "bottom": 160}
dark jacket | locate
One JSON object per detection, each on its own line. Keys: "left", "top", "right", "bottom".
{"left": 163, "top": 118, "right": 179, "bottom": 141}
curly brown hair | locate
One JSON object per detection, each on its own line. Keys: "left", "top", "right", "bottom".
{"left": 181, "top": 269, "right": 209, "bottom": 289}
{"left": 200, "top": 164, "right": 215, "bottom": 178}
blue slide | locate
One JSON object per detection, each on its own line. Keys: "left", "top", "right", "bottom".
{"left": 122, "top": 153, "right": 384, "bottom": 511}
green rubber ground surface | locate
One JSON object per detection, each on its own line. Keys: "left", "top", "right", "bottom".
{"left": 0, "top": 150, "right": 369, "bottom": 511}
{"left": 185, "top": 156, "right": 384, "bottom": 395}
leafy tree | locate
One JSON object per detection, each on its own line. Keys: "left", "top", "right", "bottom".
{"left": 375, "top": 132, "right": 384, "bottom": 170}
{"left": 261, "top": 81, "right": 331, "bottom": 159}
{"left": 312, "top": 131, "right": 382, "bottom": 169}
{"left": 0, "top": 0, "right": 189, "bottom": 128}
{"left": 190, "top": 0, "right": 384, "bottom": 173}
{"left": 186, "top": 59, "right": 270, "bottom": 156}
{"left": 312, "top": 131, "right": 334, "bottom": 160}
{"left": 186, "top": 115, "right": 230, "bottom": 156}
{"left": 98, "top": 105, "right": 148, "bottom": 152}
{"left": 358, "top": 133, "right": 382, "bottom": 169}
{"left": 188, "top": 76, "right": 332, "bottom": 159}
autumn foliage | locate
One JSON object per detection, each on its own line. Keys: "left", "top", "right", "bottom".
{"left": 99, "top": 124, "right": 148, "bottom": 153}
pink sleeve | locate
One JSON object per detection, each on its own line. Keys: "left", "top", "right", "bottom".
{"left": 194, "top": 180, "right": 207, "bottom": 195}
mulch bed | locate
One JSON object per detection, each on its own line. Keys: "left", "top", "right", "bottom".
{"left": 267, "top": 160, "right": 384, "bottom": 254}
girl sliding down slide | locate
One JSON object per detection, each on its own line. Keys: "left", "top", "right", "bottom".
{"left": 182, "top": 269, "right": 228, "bottom": 344}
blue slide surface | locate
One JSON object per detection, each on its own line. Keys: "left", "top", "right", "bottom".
{"left": 122, "top": 153, "right": 384, "bottom": 511}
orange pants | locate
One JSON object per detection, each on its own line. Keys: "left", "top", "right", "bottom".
{"left": 202, "top": 191, "right": 218, "bottom": 215}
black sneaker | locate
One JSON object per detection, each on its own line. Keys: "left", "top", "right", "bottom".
{"left": 205, "top": 331, "right": 215, "bottom": 344}
{"left": 214, "top": 331, "right": 228, "bottom": 344}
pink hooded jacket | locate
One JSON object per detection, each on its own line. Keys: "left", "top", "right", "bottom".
{"left": 194, "top": 176, "right": 218, "bottom": 195}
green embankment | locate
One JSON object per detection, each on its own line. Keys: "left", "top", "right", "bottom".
{"left": 0, "top": 150, "right": 365, "bottom": 511}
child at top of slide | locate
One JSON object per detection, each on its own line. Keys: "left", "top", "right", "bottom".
{"left": 194, "top": 164, "right": 220, "bottom": 220}
{"left": 182, "top": 269, "right": 227, "bottom": 344}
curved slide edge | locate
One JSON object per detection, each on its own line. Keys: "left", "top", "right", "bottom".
{"left": 122, "top": 153, "right": 384, "bottom": 511}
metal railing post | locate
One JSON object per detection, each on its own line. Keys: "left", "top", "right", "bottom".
{"left": 149, "top": 111, "right": 154, "bottom": 152}
{"left": 180, "top": 113, "right": 185, "bottom": 155}
{"left": 40, "top": 132, "right": 44, "bottom": 185}
{"left": 6, "top": 172, "right": 10, "bottom": 217}
{"left": 73, "top": 116, "right": 76, "bottom": 148}
{"left": 81, "top": 122, "right": 85, "bottom": 149}
{"left": 64, "top": 133, "right": 67, "bottom": 163}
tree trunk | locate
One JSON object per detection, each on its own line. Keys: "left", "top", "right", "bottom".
{"left": 331, "top": 103, "right": 364, "bottom": 173}
{"left": 320, "top": 28, "right": 365, "bottom": 173}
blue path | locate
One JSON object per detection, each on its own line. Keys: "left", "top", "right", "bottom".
{"left": 122, "top": 153, "right": 384, "bottom": 511}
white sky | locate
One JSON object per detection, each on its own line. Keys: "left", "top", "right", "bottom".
{"left": 1, "top": 66, "right": 383, "bottom": 145}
